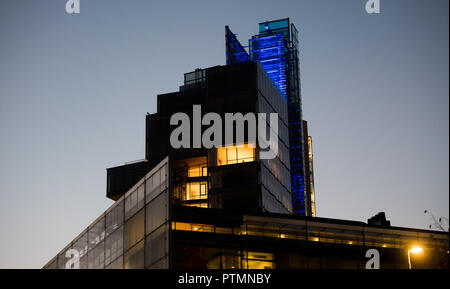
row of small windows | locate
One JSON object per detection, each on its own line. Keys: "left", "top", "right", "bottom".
{"left": 171, "top": 222, "right": 446, "bottom": 250}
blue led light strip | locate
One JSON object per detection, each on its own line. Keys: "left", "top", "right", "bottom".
{"left": 249, "top": 34, "right": 288, "bottom": 103}
{"left": 225, "top": 26, "right": 250, "bottom": 65}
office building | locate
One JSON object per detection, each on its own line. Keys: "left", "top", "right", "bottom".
{"left": 43, "top": 19, "right": 449, "bottom": 269}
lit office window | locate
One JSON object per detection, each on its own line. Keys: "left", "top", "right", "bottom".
{"left": 217, "top": 144, "right": 255, "bottom": 166}
{"left": 171, "top": 222, "right": 214, "bottom": 233}
{"left": 185, "top": 182, "right": 208, "bottom": 200}
{"left": 243, "top": 252, "right": 275, "bottom": 269}
{"left": 188, "top": 165, "right": 208, "bottom": 178}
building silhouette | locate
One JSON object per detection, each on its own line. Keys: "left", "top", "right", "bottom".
{"left": 43, "top": 19, "right": 448, "bottom": 269}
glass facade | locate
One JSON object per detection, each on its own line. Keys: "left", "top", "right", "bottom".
{"left": 172, "top": 214, "right": 449, "bottom": 269}
{"left": 225, "top": 19, "right": 309, "bottom": 215}
{"left": 172, "top": 216, "right": 449, "bottom": 251}
{"left": 225, "top": 25, "right": 250, "bottom": 65}
{"left": 44, "top": 157, "right": 169, "bottom": 269}
{"left": 256, "top": 63, "right": 293, "bottom": 214}
{"left": 251, "top": 19, "right": 308, "bottom": 216}
{"left": 44, "top": 153, "right": 448, "bottom": 269}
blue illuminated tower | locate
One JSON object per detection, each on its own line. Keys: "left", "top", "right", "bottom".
{"left": 226, "top": 18, "right": 310, "bottom": 216}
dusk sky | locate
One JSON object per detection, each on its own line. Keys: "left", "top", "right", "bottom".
{"left": 0, "top": 0, "right": 448, "bottom": 268}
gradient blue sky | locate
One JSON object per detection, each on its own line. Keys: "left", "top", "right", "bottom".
{"left": 0, "top": 0, "right": 448, "bottom": 268}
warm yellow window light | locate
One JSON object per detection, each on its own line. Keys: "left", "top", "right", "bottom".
{"left": 217, "top": 143, "right": 255, "bottom": 166}
{"left": 188, "top": 167, "right": 200, "bottom": 177}
{"left": 187, "top": 165, "right": 207, "bottom": 178}
{"left": 185, "top": 182, "right": 208, "bottom": 200}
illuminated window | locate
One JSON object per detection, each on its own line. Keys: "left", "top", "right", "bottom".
{"left": 184, "top": 202, "right": 208, "bottom": 208}
{"left": 172, "top": 222, "right": 214, "bottom": 233}
{"left": 217, "top": 144, "right": 255, "bottom": 166}
{"left": 191, "top": 224, "right": 214, "bottom": 233}
{"left": 188, "top": 167, "right": 199, "bottom": 177}
{"left": 174, "top": 157, "right": 208, "bottom": 207}
{"left": 185, "top": 181, "right": 208, "bottom": 200}
{"left": 172, "top": 222, "right": 191, "bottom": 231}
{"left": 217, "top": 147, "right": 227, "bottom": 166}
{"left": 243, "top": 252, "right": 275, "bottom": 269}
{"left": 188, "top": 165, "right": 207, "bottom": 178}
{"left": 227, "top": 146, "right": 237, "bottom": 164}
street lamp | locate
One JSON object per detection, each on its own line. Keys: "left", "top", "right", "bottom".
{"left": 407, "top": 246, "right": 423, "bottom": 269}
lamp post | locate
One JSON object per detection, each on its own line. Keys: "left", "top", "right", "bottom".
{"left": 407, "top": 246, "right": 423, "bottom": 269}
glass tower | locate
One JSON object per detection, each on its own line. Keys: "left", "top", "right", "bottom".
{"left": 226, "top": 18, "right": 308, "bottom": 215}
